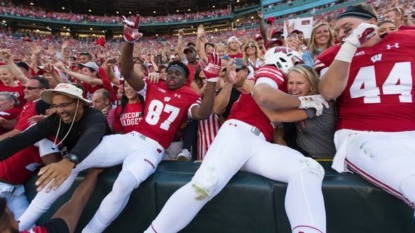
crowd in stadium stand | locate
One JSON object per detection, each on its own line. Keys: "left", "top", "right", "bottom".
{"left": 0, "top": 2, "right": 231, "bottom": 24}
{"left": 1, "top": 0, "right": 415, "bottom": 232}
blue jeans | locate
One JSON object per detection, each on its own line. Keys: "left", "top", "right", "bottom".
{"left": 0, "top": 182, "right": 29, "bottom": 219}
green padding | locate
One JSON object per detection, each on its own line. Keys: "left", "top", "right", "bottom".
{"left": 25, "top": 161, "right": 415, "bottom": 233}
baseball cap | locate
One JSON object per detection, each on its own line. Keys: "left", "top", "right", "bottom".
{"left": 266, "top": 38, "right": 284, "bottom": 49}
{"left": 271, "top": 29, "right": 283, "bottom": 38}
{"left": 79, "top": 62, "right": 99, "bottom": 72}
{"left": 222, "top": 58, "right": 249, "bottom": 72}
{"left": 41, "top": 83, "right": 92, "bottom": 106}
{"left": 15, "top": 61, "right": 30, "bottom": 71}
{"left": 228, "top": 36, "right": 242, "bottom": 45}
{"left": 254, "top": 33, "right": 263, "bottom": 41}
{"left": 291, "top": 29, "right": 303, "bottom": 35}
{"left": 183, "top": 46, "right": 196, "bottom": 53}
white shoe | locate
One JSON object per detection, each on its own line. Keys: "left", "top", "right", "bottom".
{"left": 177, "top": 149, "right": 192, "bottom": 161}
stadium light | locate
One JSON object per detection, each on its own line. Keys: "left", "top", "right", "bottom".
{"left": 213, "top": 5, "right": 215, "bottom": 8}
{"left": 62, "top": 7, "right": 65, "bottom": 10}
{"left": 116, "top": 11, "right": 119, "bottom": 14}
{"left": 129, "top": 11, "right": 131, "bottom": 14}
{"left": 188, "top": 9, "right": 190, "bottom": 11}
{"left": 89, "top": 9, "right": 91, "bottom": 12}
{"left": 153, "top": 11, "right": 156, "bottom": 14}
{"left": 30, "top": 2, "right": 34, "bottom": 5}
{"left": 176, "top": 9, "right": 179, "bottom": 12}
{"left": 90, "top": 28, "right": 93, "bottom": 30}
{"left": 63, "top": 26, "right": 66, "bottom": 29}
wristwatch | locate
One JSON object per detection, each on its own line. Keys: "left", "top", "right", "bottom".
{"left": 64, "top": 153, "right": 80, "bottom": 167}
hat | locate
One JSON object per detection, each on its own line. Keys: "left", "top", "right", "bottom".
{"left": 186, "top": 42, "right": 196, "bottom": 47}
{"left": 266, "top": 38, "right": 284, "bottom": 49}
{"left": 254, "top": 33, "right": 263, "bottom": 41}
{"left": 41, "top": 83, "right": 92, "bottom": 106}
{"left": 271, "top": 29, "right": 283, "bottom": 38}
{"left": 291, "top": 29, "right": 303, "bottom": 35}
{"left": 79, "top": 62, "right": 99, "bottom": 72}
{"left": 95, "top": 36, "right": 105, "bottom": 47}
{"left": 183, "top": 46, "right": 196, "bottom": 53}
{"left": 233, "top": 58, "right": 248, "bottom": 70}
{"left": 227, "top": 36, "right": 242, "bottom": 45}
{"left": 16, "top": 61, "right": 29, "bottom": 71}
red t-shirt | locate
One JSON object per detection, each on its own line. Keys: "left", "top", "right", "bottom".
{"left": 0, "top": 83, "right": 25, "bottom": 109}
{"left": 316, "top": 30, "right": 415, "bottom": 132}
{"left": 228, "top": 53, "right": 243, "bottom": 59}
{"left": 14, "top": 100, "right": 38, "bottom": 131}
{"left": 113, "top": 102, "right": 144, "bottom": 133}
{"left": 0, "top": 107, "right": 21, "bottom": 135}
{"left": 82, "top": 78, "right": 113, "bottom": 101}
{"left": 186, "top": 62, "right": 200, "bottom": 86}
{"left": 136, "top": 79, "right": 201, "bottom": 148}
{"left": 228, "top": 66, "right": 286, "bottom": 141}
{"left": 0, "top": 146, "right": 41, "bottom": 184}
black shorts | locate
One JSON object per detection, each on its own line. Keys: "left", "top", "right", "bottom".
{"left": 42, "top": 218, "right": 69, "bottom": 233}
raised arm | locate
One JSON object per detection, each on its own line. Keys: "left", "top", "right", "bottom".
{"left": 120, "top": 15, "right": 146, "bottom": 92}
{"left": 0, "top": 49, "right": 29, "bottom": 84}
{"left": 51, "top": 168, "right": 104, "bottom": 233}
{"left": 177, "top": 29, "right": 185, "bottom": 62}
{"left": 319, "top": 23, "right": 378, "bottom": 99}
{"left": 258, "top": 10, "right": 269, "bottom": 44}
{"left": 57, "top": 62, "right": 103, "bottom": 85}
{"left": 191, "top": 53, "right": 222, "bottom": 120}
{"left": 196, "top": 25, "right": 208, "bottom": 64}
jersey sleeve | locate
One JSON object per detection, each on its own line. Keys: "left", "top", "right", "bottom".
{"left": 254, "top": 66, "right": 285, "bottom": 89}
{"left": 314, "top": 45, "right": 341, "bottom": 75}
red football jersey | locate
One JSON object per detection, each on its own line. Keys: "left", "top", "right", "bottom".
{"left": 136, "top": 80, "right": 201, "bottom": 148}
{"left": 0, "top": 83, "right": 25, "bottom": 109}
{"left": 0, "top": 146, "right": 41, "bottom": 184}
{"left": 14, "top": 100, "right": 38, "bottom": 131}
{"left": 113, "top": 102, "right": 144, "bottom": 133}
{"left": 314, "top": 44, "right": 340, "bottom": 74}
{"left": 319, "top": 31, "right": 415, "bottom": 131}
{"left": 228, "top": 66, "right": 286, "bottom": 141}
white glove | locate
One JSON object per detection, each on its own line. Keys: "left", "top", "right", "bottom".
{"left": 122, "top": 14, "right": 143, "bottom": 43}
{"left": 298, "top": 95, "right": 329, "bottom": 116}
{"left": 344, "top": 23, "right": 378, "bottom": 48}
{"left": 335, "top": 23, "right": 378, "bottom": 62}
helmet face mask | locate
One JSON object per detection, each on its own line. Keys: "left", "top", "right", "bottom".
{"left": 264, "top": 47, "right": 304, "bottom": 73}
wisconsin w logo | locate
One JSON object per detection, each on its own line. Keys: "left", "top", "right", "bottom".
{"left": 371, "top": 54, "right": 382, "bottom": 63}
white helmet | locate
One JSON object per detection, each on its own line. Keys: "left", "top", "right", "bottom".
{"left": 263, "top": 47, "right": 303, "bottom": 73}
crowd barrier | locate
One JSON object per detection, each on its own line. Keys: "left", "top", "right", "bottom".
{"left": 25, "top": 161, "right": 415, "bottom": 233}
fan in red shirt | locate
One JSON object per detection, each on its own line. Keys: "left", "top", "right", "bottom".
{"left": 0, "top": 65, "right": 25, "bottom": 109}
{"left": 55, "top": 61, "right": 113, "bottom": 101}
{"left": 0, "top": 92, "right": 20, "bottom": 135}
{"left": 227, "top": 36, "right": 243, "bottom": 59}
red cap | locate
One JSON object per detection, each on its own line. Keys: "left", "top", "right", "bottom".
{"left": 291, "top": 29, "right": 303, "bottom": 35}
{"left": 254, "top": 33, "right": 263, "bottom": 41}
{"left": 265, "top": 38, "right": 284, "bottom": 49}
{"left": 95, "top": 37, "right": 105, "bottom": 47}
{"left": 271, "top": 29, "right": 283, "bottom": 38}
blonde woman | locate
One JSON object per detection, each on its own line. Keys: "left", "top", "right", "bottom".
{"left": 245, "top": 65, "right": 336, "bottom": 158}
{"left": 302, "top": 23, "right": 335, "bottom": 66}
{"left": 242, "top": 40, "right": 264, "bottom": 79}
{"left": 215, "top": 43, "right": 227, "bottom": 58}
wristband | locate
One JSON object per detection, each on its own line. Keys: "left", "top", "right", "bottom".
{"left": 334, "top": 42, "right": 358, "bottom": 63}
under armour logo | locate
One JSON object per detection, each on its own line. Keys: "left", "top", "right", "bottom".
{"left": 164, "top": 97, "right": 171, "bottom": 102}
{"left": 371, "top": 54, "right": 382, "bottom": 63}
{"left": 386, "top": 43, "right": 399, "bottom": 49}
{"left": 229, "top": 123, "right": 237, "bottom": 127}
{"left": 174, "top": 94, "right": 181, "bottom": 98}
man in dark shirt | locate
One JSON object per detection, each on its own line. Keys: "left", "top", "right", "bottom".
{"left": 0, "top": 83, "right": 112, "bottom": 230}
{"left": 0, "top": 168, "right": 103, "bottom": 233}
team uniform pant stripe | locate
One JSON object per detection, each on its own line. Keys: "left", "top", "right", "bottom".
{"left": 346, "top": 159, "right": 414, "bottom": 208}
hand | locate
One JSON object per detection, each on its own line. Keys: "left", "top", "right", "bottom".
{"left": 29, "top": 42, "right": 42, "bottom": 55}
{"left": 43, "top": 62, "right": 54, "bottom": 73}
{"left": 344, "top": 23, "right": 378, "bottom": 48}
{"left": 54, "top": 61, "right": 66, "bottom": 70}
{"left": 122, "top": 14, "right": 143, "bottom": 43}
{"left": 148, "top": 72, "right": 161, "bottom": 83}
{"left": 61, "top": 40, "right": 69, "bottom": 50}
{"left": 28, "top": 115, "right": 46, "bottom": 125}
{"left": 0, "top": 49, "right": 12, "bottom": 61}
{"left": 200, "top": 53, "right": 222, "bottom": 82}
{"left": 225, "top": 59, "right": 237, "bottom": 84}
{"left": 36, "top": 159, "right": 75, "bottom": 192}
{"left": 178, "top": 29, "right": 185, "bottom": 37}
{"left": 243, "top": 80, "right": 255, "bottom": 94}
{"left": 45, "top": 44, "right": 55, "bottom": 56}
{"left": 197, "top": 24, "right": 205, "bottom": 37}
{"left": 298, "top": 95, "right": 329, "bottom": 116}
{"left": 257, "top": 10, "right": 263, "bottom": 19}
